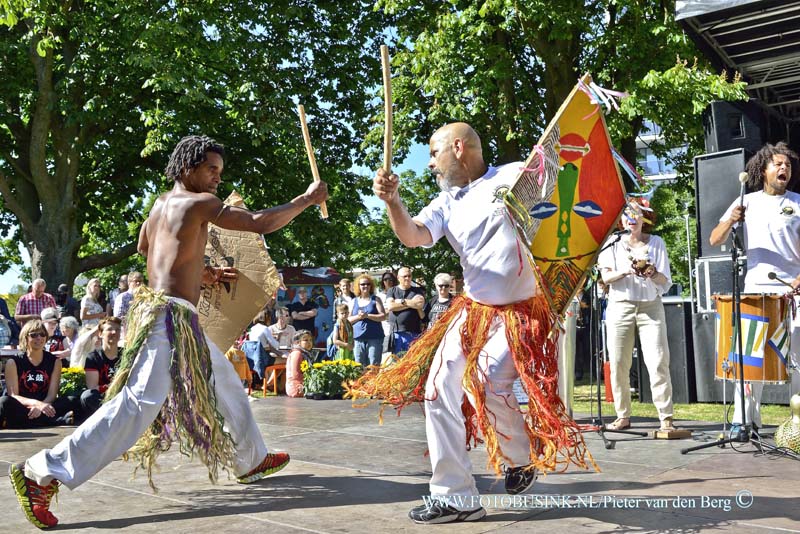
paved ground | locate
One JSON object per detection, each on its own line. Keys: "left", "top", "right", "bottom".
{"left": 1, "top": 395, "right": 799, "bottom": 533}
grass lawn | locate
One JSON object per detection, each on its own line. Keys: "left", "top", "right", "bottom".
{"left": 247, "top": 381, "right": 793, "bottom": 426}
{"left": 571, "top": 382, "right": 791, "bottom": 426}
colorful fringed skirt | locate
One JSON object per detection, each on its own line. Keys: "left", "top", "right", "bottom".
{"left": 347, "top": 293, "right": 597, "bottom": 476}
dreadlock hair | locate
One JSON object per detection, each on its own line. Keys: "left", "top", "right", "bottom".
{"left": 165, "top": 135, "right": 225, "bottom": 182}
{"left": 744, "top": 141, "right": 799, "bottom": 190}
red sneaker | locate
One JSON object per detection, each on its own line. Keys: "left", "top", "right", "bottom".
{"left": 236, "top": 452, "right": 290, "bottom": 484}
{"left": 9, "top": 462, "right": 60, "bottom": 528}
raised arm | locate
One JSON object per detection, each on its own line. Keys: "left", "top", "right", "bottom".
{"left": 709, "top": 205, "right": 745, "bottom": 246}
{"left": 373, "top": 168, "right": 432, "bottom": 247}
{"left": 208, "top": 180, "right": 328, "bottom": 234}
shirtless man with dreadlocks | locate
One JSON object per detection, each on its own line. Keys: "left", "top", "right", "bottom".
{"left": 10, "top": 135, "right": 328, "bottom": 529}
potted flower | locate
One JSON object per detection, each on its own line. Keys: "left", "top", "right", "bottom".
{"left": 302, "top": 359, "right": 363, "bottom": 399}
{"left": 60, "top": 367, "right": 86, "bottom": 396}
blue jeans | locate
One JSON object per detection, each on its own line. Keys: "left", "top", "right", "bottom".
{"left": 241, "top": 341, "right": 274, "bottom": 377}
{"left": 354, "top": 337, "right": 383, "bottom": 366}
{"left": 392, "top": 331, "right": 419, "bottom": 354}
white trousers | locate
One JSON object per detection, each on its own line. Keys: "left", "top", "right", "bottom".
{"left": 732, "top": 294, "right": 800, "bottom": 426}
{"left": 425, "top": 309, "right": 530, "bottom": 505}
{"left": 605, "top": 298, "right": 673, "bottom": 420}
{"left": 25, "top": 298, "right": 268, "bottom": 489}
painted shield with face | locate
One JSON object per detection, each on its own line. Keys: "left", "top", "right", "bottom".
{"left": 505, "top": 73, "right": 627, "bottom": 316}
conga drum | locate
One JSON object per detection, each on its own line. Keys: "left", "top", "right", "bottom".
{"left": 714, "top": 294, "right": 790, "bottom": 383}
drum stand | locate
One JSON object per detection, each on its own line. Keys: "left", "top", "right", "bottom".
{"left": 682, "top": 227, "right": 752, "bottom": 454}
{"left": 583, "top": 236, "right": 649, "bottom": 449}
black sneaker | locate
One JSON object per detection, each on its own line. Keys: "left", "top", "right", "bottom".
{"left": 408, "top": 501, "right": 486, "bottom": 524}
{"left": 505, "top": 465, "right": 537, "bottom": 495}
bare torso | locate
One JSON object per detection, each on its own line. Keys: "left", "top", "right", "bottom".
{"left": 140, "top": 188, "right": 216, "bottom": 304}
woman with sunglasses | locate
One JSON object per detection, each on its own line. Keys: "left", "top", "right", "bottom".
{"left": 0, "top": 320, "right": 76, "bottom": 429}
{"left": 349, "top": 274, "right": 386, "bottom": 366}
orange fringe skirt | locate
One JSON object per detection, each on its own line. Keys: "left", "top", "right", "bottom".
{"left": 346, "top": 293, "right": 598, "bottom": 476}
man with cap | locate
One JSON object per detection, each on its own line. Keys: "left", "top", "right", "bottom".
{"left": 41, "top": 308, "right": 69, "bottom": 360}
{"left": 55, "top": 285, "right": 80, "bottom": 322}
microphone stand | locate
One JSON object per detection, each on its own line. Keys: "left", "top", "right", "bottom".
{"left": 682, "top": 226, "right": 751, "bottom": 453}
{"left": 585, "top": 231, "right": 649, "bottom": 450}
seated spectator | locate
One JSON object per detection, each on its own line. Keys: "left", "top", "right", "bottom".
{"left": 59, "top": 315, "right": 80, "bottom": 354}
{"left": 268, "top": 306, "right": 296, "bottom": 355}
{"left": 41, "top": 307, "right": 70, "bottom": 360}
{"left": 331, "top": 303, "right": 354, "bottom": 360}
{"left": 68, "top": 325, "right": 100, "bottom": 369}
{"left": 78, "top": 317, "right": 121, "bottom": 420}
{"left": 225, "top": 346, "right": 252, "bottom": 390}
{"left": 80, "top": 278, "right": 106, "bottom": 330}
{"left": 55, "top": 283, "right": 81, "bottom": 321}
{"left": 1, "top": 294, "right": 21, "bottom": 347}
{"left": 286, "top": 330, "right": 315, "bottom": 398}
{"left": 242, "top": 310, "right": 282, "bottom": 387}
{"left": 0, "top": 320, "right": 77, "bottom": 429}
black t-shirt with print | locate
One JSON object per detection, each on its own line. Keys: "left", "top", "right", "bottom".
{"left": 9, "top": 351, "right": 57, "bottom": 401}
{"left": 84, "top": 349, "right": 120, "bottom": 391}
{"left": 425, "top": 297, "right": 453, "bottom": 328}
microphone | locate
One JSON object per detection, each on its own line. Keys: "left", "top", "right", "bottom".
{"left": 768, "top": 271, "right": 795, "bottom": 291}
{"left": 738, "top": 171, "right": 748, "bottom": 209}
{"left": 612, "top": 229, "right": 631, "bottom": 236}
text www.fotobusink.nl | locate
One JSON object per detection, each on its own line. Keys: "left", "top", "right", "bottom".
{"left": 422, "top": 491, "right": 755, "bottom": 513}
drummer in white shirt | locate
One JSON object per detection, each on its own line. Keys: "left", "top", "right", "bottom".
{"left": 710, "top": 141, "right": 800, "bottom": 435}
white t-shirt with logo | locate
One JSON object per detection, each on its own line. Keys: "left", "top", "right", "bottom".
{"left": 414, "top": 163, "right": 536, "bottom": 306}
{"left": 720, "top": 190, "right": 800, "bottom": 292}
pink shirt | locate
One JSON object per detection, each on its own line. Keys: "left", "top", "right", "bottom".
{"left": 285, "top": 349, "right": 305, "bottom": 398}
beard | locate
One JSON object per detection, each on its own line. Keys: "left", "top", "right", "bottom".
{"left": 434, "top": 169, "right": 459, "bottom": 192}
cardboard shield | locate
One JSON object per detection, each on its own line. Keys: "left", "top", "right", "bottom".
{"left": 505, "top": 74, "right": 627, "bottom": 316}
{"left": 197, "top": 191, "right": 281, "bottom": 351}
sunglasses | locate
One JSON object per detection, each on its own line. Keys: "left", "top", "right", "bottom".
{"left": 359, "top": 283, "right": 371, "bottom": 287}
{"left": 28, "top": 332, "right": 47, "bottom": 339}
{"left": 438, "top": 284, "right": 450, "bottom": 288}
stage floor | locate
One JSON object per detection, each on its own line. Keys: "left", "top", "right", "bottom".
{"left": 1, "top": 396, "right": 798, "bottom": 533}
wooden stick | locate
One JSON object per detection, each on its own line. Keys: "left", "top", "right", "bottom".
{"left": 297, "top": 104, "right": 329, "bottom": 219}
{"left": 381, "top": 44, "right": 392, "bottom": 174}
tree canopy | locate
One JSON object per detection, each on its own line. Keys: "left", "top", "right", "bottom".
{"left": 0, "top": 0, "right": 389, "bottom": 288}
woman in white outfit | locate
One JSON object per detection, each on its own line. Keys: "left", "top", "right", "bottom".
{"left": 598, "top": 198, "right": 676, "bottom": 432}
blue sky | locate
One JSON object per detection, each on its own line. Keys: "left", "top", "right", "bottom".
{"left": 0, "top": 143, "right": 431, "bottom": 294}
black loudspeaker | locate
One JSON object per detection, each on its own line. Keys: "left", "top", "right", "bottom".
{"left": 694, "top": 256, "right": 746, "bottom": 312}
{"left": 639, "top": 298, "right": 696, "bottom": 404}
{"left": 703, "top": 100, "right": 763, "bottom": 155}
{"left": 694, "top": 149, "right": 747, "bottom": 258}
{"left": 692, "top": 311, "right": 791, "bottom": 405}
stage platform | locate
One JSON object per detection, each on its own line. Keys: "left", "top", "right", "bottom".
{"left": 1, "top": 396, "right": 798, "bottom": 533}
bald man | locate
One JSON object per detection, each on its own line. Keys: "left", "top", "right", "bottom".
{"left": 367, "top": 123, "right": 592, "bottom": 523}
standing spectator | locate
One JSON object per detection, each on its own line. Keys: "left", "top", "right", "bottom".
{"left": 14, "top": 279, "right": 57, "bottom": 326}
{"left": 114, "top": 271, "right": 145, "bottom": 320}
{"left": 0, "top": 320, "right": 76, "bottom": 429}
{"left": 78, "top": 317, "right": 122, "bottom": 421}
{"left": 425, "top": 273, "right": 454, "bottom": 329}
{"left": 268, "top": 306, "right": 296, "bottom": 353}
{"left": 289, "top": 287, "right": 318, "bottom": 338}
{"left": 331, "top": 303, "right": 354, "bottom": 360}
{"left": 41, "top": 308, "right": 69, "bottom": 360}
{"left": 59, "top": 316, "right": 80, "bottom": 355}
{"left": 598, "top": 199, "right": 676, "bottom": 432}
{"left": 376, "top": 271, "right": 397, "bottom": 354}
{"left": 1, "top": 295, "right": 20, "bottom": 347}
{"left": 385, "top": 266, "right": 425, "bottom": 354}
{"left": 349, "top": 274, "right": 386, "bottom": 366}
{"left": 80, "top": 278, "right": 106, "bottom": 330}
{"left": 55, "top": 284, "right": 80, "bottom": 321}
{"left": 285, "top": 330, "right": 315, "bottom": 398}
{"left": 106, "top": 274, "right": 128, "bottom": 316}
{"left": 333, "top": 278, "right": 355, "bottom": 312}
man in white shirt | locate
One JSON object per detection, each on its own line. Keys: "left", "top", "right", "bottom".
{"left": 709, "top": 142, "right": 800, "bottom": 436}
{"left": 358, "top": 123, "right": 594, "bottom": 524}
